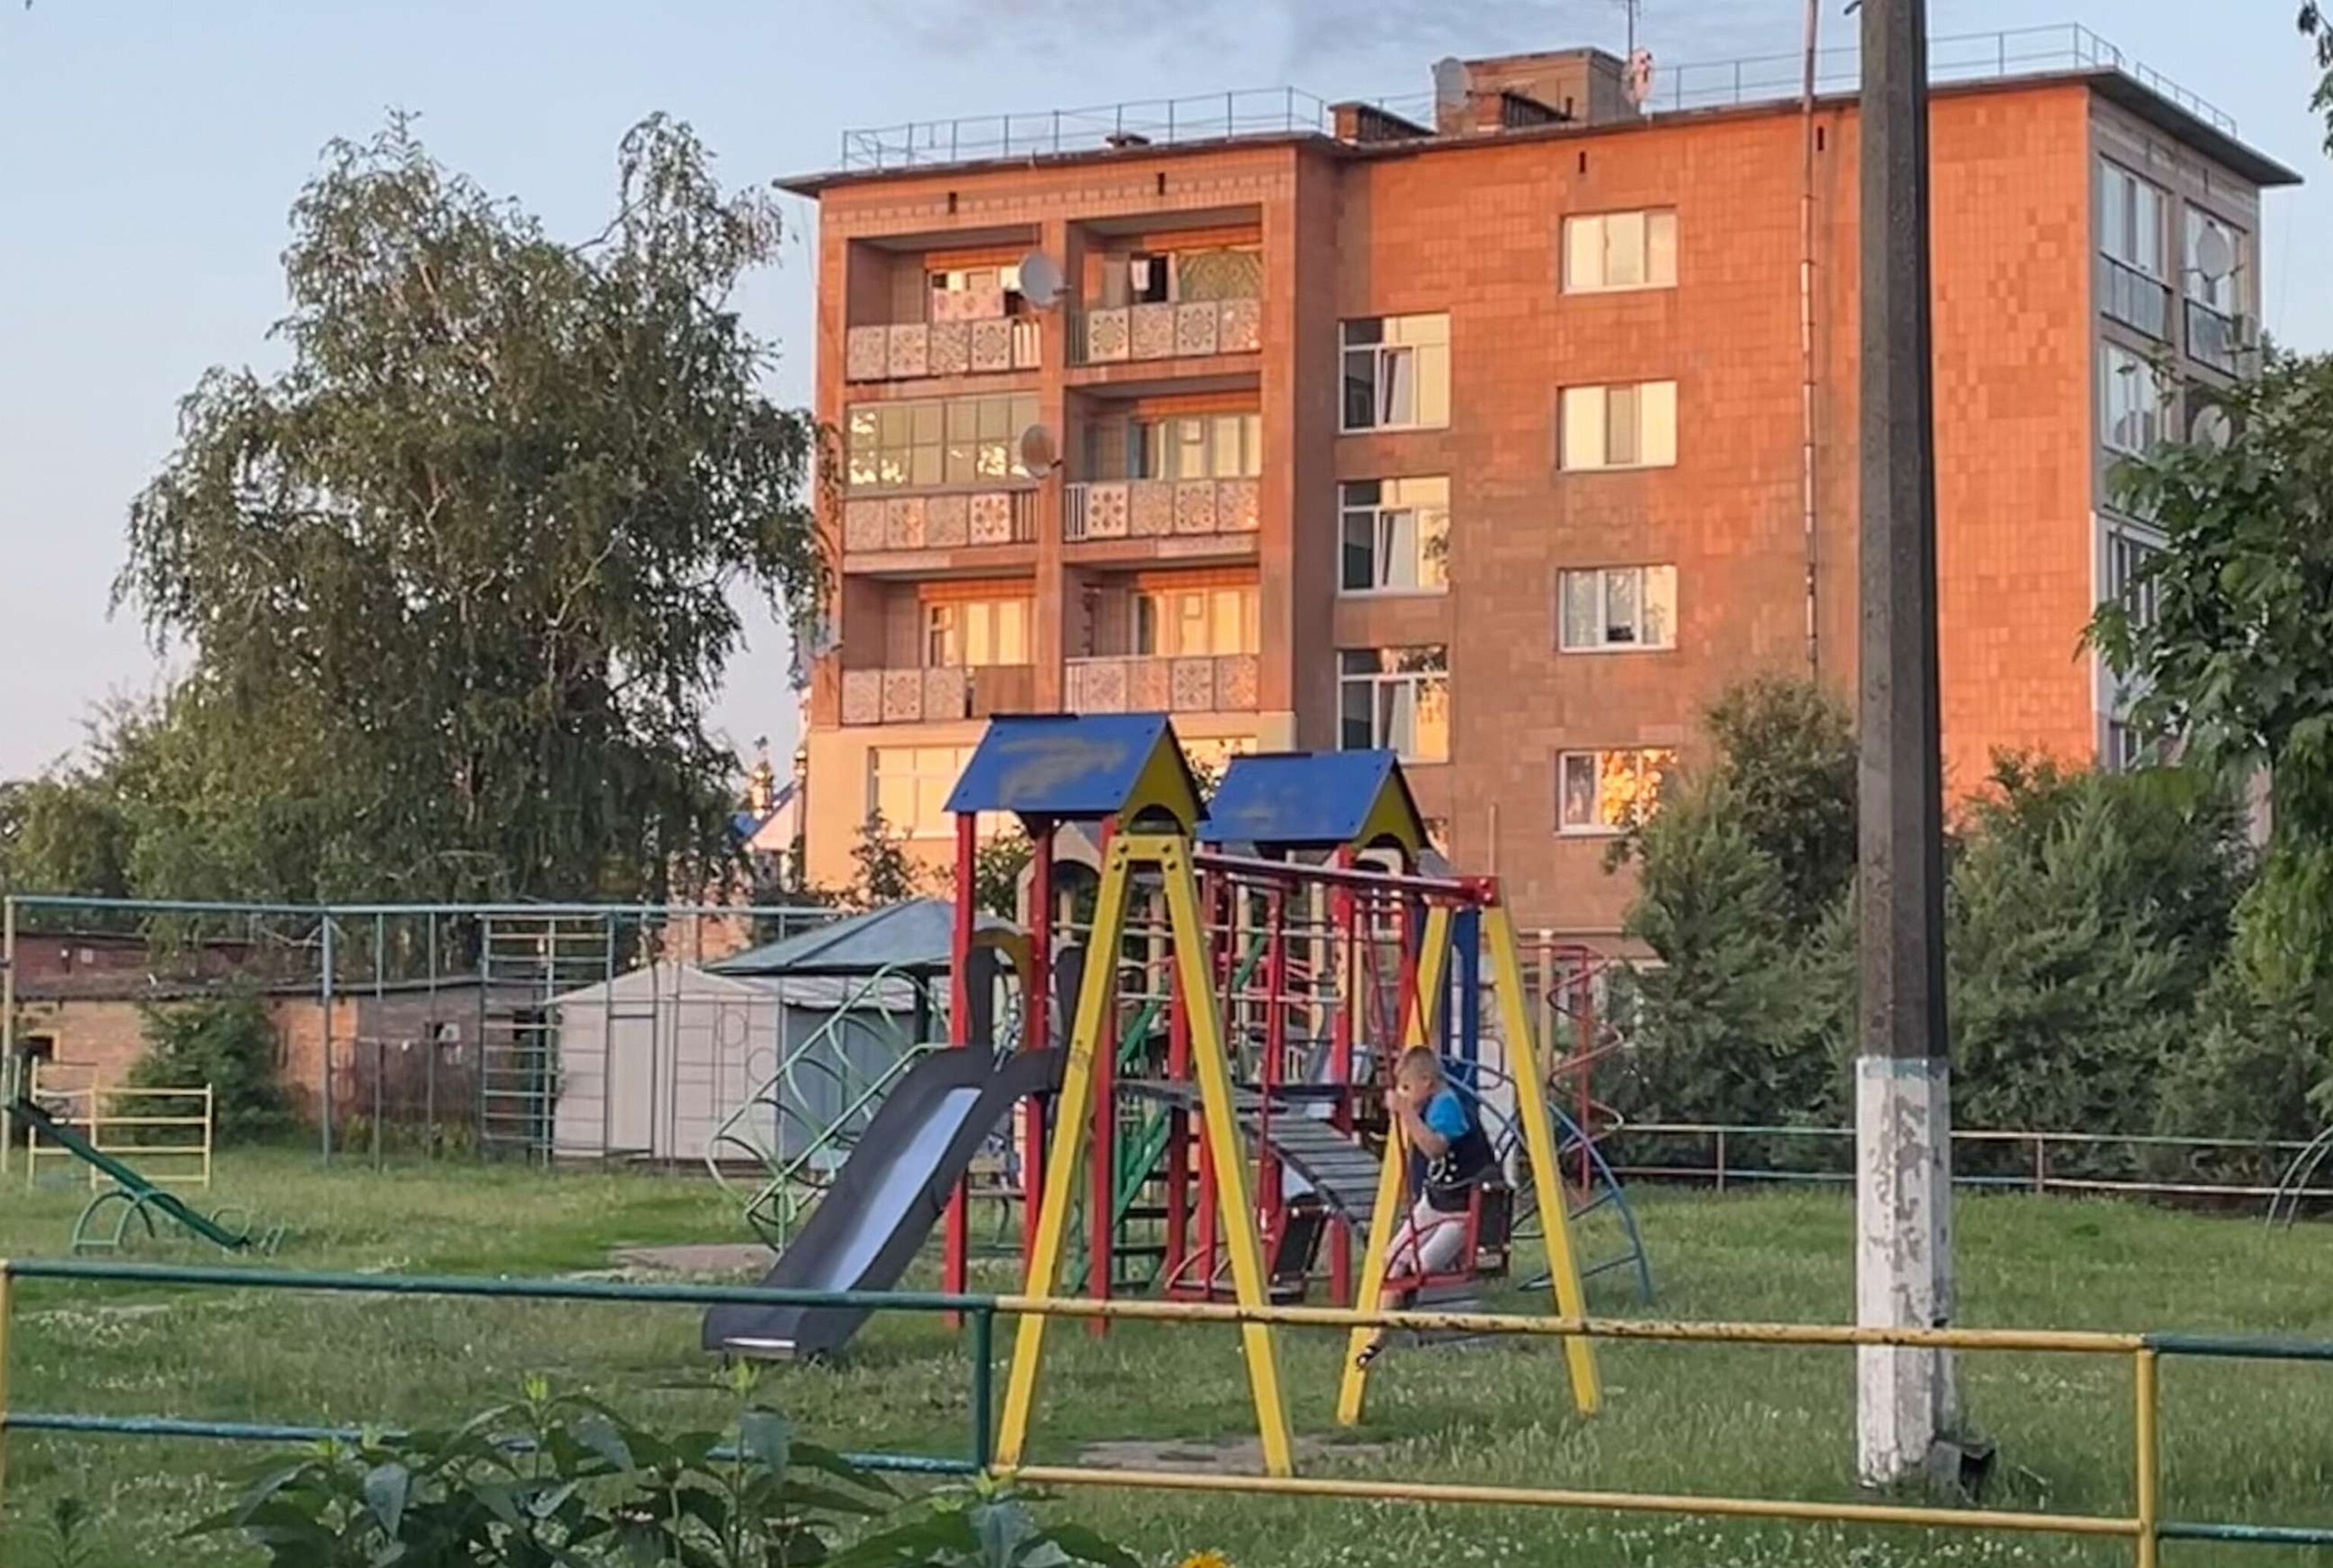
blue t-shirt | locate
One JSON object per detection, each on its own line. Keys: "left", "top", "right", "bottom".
{"left": 1422, "top": 1087, "right": 1472, "bottom": 1144}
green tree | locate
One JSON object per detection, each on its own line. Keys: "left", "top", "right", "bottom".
{"left": 2302, "top": 4, "right": 2333, "bottom": 151}
{"left": 841, "top": 816, "right": 923, "bottom": 910}
{"left": 128, "top": 980, "right": 293, "bottom": 1142}
{"left": 967, "top": 828, "right": 1033, "bottom": 919}
{"left": 109, "top": 112, "right": 823, "bottom": 904}
{"left": 2090, "top": 351, "right": 2333, "bottom": 1133}
{"left": 1694, "top": 675, "right": 1858, "bottom": 927}
{"left": 1946, "top": 757, "right": 2246, "bottom": 1166}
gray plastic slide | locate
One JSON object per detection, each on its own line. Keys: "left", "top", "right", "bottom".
{"left": 702, "top": 1046, "right": 1060, "bottom": 1360}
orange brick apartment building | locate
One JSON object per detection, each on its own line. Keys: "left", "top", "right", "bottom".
{"left": 781, "top": 30, "right": 2297, "bottom": 940}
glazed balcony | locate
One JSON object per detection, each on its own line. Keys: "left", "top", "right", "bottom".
{"left": 838, "top": 664, "right": 1035, "bottom": 727}
{"left": 1065, "top": 653, "right": 1259, "bottom": 715}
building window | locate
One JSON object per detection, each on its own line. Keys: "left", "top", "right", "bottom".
{"left": 1341, "top": 315, "right": 1451, "bottom": 432}
{"left": 1560, "top": 381, "right": 1678, "bottom": 471}
{"left": 1558, "top": 749, "right": 1674, "bottom": 835}
{"left": 2099, "top": 162, "right": 2166, "bottom": 279}
{"left": 1564, "top": 210, "right": 1678, "bottom": 292}
{"left": 2105, "top": 720, "right": 2150, "bottom": 773}
{"left": 1340, "top": 477, "right": 1451, "bottom": 594}
{"left": 1558, "top": 566, "right": 1677, "bottom": 651}
{"left": 924, "top": 598, "right": 1030, "bottom": 667}
{"left": 1134, "top": 412, "right": 1263, "bottom": 479}
{"left": 1338, "top": 647, "right": 1450, "bottom": 762}
{"left": 844, "top": 393, "right": 1040, "bottom": 492}
{"left": 2104, "top": 530, "right": 2162, "bottom": 633}
{"left": 867, "top": 745, "right": 976, "bottom": 838}
{"left": 2101, "top": 345, "right": 2164, "bottom": 456}
{"left": 1134, "top": 585, "right": 1258, "bottom": 657}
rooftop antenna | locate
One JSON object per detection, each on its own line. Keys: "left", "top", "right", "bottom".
{"left": 1612, "top": 0, "right": 1643, "bottom": 56}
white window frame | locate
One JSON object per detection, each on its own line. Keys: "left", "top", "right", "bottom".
{"left": 867, "top": 745, "right": 977, "bottom": 840}
{"left": 845, "top": 393, "right": 1040, "bottom": 493}
{"left": 1557, "top": 749, "right": 1675, "bottom": 837}
{"left": 2098, "top": 161, "right": 2166, "bottom": 279}
{"left": 1134, "top": 412, "right": 1263, "bottom": 480}
{"left": 1563, "top": 209, "right": 1679, "bottom": 293}
{"left": 2103, "top": 527, "right": 2163, "bottom": 634}
{"left": 2101, "top": 344, "right": 2164, "bottom": 456}
{"left": 1337, "top": 647, "right": 1450, "bottom": 763}
{"left": 1559, "top": 381, "right": 1678, "bottom": 471}
{"left": 1558, "top": 566, "right": 1678, "bottom": 651}
{"left": 1340, "top": 315, "right": 1451, "bottom": 434}
{"left": 1339, "top": 477, "right": 1451, "bottom": 595}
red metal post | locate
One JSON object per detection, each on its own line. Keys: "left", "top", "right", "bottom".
{"left": 1328, "top": 847, "right": 1356, "bottom": 1306}
{"left": 1260, "top": 885, "right": 1287, "bottom": 1236}
{"left": 1021, "top": 821, "right": 1055, "bottom": 1278}
{"left": 945, "top": 809, "right": 977, "bottom": 1310}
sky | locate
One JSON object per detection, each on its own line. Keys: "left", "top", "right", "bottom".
{"left": 1, "top": 1, "right": 2326, "bottom": 781}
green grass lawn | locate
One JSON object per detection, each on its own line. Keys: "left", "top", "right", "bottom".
{"left": 3, "top": 1150, "right": 2331, "bottom": 1566}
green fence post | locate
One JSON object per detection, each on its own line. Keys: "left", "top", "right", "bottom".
{"left": 971, "top": 1305, "right": 996, "bottom": 1472}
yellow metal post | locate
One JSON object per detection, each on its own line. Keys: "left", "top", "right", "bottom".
{"left": 996, "top": 834, "right": 1294, "bottom": 1478}
{"left": 2133, "top": 1348, "right": 2159, "bottom": 1568}
{"left": 1157, "top": 836, "right": 1294, "bottom": 1476}
{"left": 1485, "top": 904, "right": 1602, "bottom": 1415}
{"left": 1337, "top": 905, "right": 1452, "bottom": 1425}
{"left": 994, "top": 838, "right": 1133, "bottom": 1469}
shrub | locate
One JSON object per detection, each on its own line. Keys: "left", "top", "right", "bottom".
{"left": 128, "top": 978, "right": 292, "bottom": 1142}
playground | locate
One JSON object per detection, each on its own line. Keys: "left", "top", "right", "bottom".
{"left": 4, "top": 1160, "right": 2333, "bottom": 1564}
{"left": 5, "top": 719, "right": 2333, "bottom": 1563}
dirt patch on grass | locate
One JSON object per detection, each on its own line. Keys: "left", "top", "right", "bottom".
{"left": 608, "top": 1242, "right": 774, "bottom": 1275}
{"left": 1074, "top": 1434, "right": 1393, "bottom": 1474}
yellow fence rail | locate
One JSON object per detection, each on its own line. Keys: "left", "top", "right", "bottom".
{"left": 21, "top": 1065, "right": 213, "bottom": 1194}
{"left": 2, "top": 1260, "right": 2331, "bottom": 1560}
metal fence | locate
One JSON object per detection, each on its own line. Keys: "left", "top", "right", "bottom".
{"left": 3, "top": 1258, "right": 2331, "bottom": 1559}
{"left": 835, "top": 25, "right": 2236, "bottom": 174}
{"left": 1605, "top": 1122, "right": 2329, "bottom": 1209}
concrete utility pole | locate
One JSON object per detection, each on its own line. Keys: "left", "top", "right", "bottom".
{"left": 1854, "top": 0, "right": 1956, "bottom": 1489}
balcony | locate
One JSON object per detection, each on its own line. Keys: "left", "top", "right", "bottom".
{"left": 840, "top": 490, "right": 1038, "bottom": 557}
{"left": 2098, "top": 255, "right": 2170, "bottom": 340}
{"left": 839, "top": 664, "right": 1034, "bottom": 727}
{"left": 2185, "top": 298, "right": 2249, "bottom": 376}
{"left": 1071, "top": 298, "right": 1263, "bottom": 366}
{"left": 1063, "top": 478, "right": 1261, "bottom": 543}
{"left": 845, "top": 317, "right": 1041, "bottom": 383}
{"left": 1065, "top": 654, "right": 1259, "bottom": 715}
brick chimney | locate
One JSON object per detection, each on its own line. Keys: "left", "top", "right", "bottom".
{"left": 1433, "top": 48, "right": 1635, "bottom": 134}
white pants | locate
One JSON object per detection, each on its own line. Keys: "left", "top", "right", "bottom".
{"left": 1384, "top": 1195, "right": 1468, "bottom": 1286}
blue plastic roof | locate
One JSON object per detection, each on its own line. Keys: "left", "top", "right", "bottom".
{"left": 944, "top": 713, "right": 1203, "bottom": 823}
{"left": 1197, "top": 750, "right": 1417, "bottom": 848}
{"left": 709, "top": 899, "right": 1013, "bottom": 979}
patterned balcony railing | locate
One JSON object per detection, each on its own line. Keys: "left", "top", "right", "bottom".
{"left": 839, "top": 664, "right": 1034, "bottom": 727}
{"left": 2184, "top": 298, "right": 2249, "bottom": 377}
{"left": 1065, "top": 653, "right": 1259, "bottom": 715}
{"left": 2098, "top": 254, "right": 2171, "bottom": 340}
{"left": 844, "top": 318, "right": 1042, "bottom": 382}
{"left": 1071, "top": 298, "right": 1264, "bottom": 365}
{"left": 840, "top": 489, "right": 1038, "bottom": 554}
{"left": 1062, "top": 478, "right": 1261, "bottom": 543}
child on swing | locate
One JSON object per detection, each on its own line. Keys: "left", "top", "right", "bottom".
{"left": 1356, "top": 1044, "right": 1495, "bottom": 1368}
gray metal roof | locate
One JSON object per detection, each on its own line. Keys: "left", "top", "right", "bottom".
{"left": 708, "top": 899, "right": 1015, "bottom": 979}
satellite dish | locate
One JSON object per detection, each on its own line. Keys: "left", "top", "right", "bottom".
{"left": 2191, "top": 402, "right": 2233, "bottom": 450}
{"left": 1015, "top": 251, "right": 1064, "bottom": 310}
{"left": 1624, "top": 48, "right": 1656, "bottom": 112}
{"left": 1018, "top": 423, "right": 1059, "bottom": 475}
{"left": 2193, "top": 222, "right": 2236, "bottom": 284}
